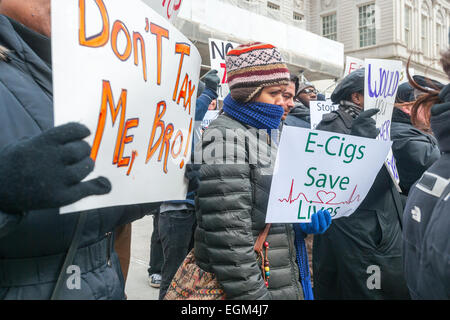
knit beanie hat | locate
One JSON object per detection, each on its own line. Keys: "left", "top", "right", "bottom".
{"left": 225, "top": 42, "right": 290, "bottom": 103}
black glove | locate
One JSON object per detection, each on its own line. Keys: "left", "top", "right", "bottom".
{"left": 203, "top": 69, "right": 220, "bottom": 93}
{"left": 0, "top": 123, "right": 111, "bottom": 214}
{"left": 185, "top": 163, "right": 201, "bottom": 194}
{"left": 350, "top": 109, "right": 380, "bottom": 139}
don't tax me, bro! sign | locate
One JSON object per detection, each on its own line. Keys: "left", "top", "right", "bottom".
{"left": 266, "top": 127, "right": 392, "bottom": 223}
{"left": 52, "top": 0, "right": 201, "bottom": 214}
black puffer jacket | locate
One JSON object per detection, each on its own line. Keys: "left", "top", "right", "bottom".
{"left": 0, "top": 15, "right": 157, "bottom": 299}
{"left": 402, "top": 85, "right": 450, "bottom": 299}
{"left": 313, "top": 105, "right": 410, "bottom": 299}
{"left": 194, "top": 114, "right": 303, "bottom": 300}
{"left": 391, "top": 108, "right": 441, "bottom": 196}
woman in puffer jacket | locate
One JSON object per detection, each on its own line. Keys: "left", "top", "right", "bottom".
{"left": 192, "top": 43, "right": 331, "bottom": 300}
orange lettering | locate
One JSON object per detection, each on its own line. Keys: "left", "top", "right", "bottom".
{"left": 176, "top": 74, "right": 189, "bottom": 107}
{"left": 90, "top": 80, "right": 127, "bottom": 164}
{"left": 117, "top": 118, "right": 139, "bottom": 167}
{"left": 171, "top": 130, "right": 183, "bottom": 159}
{"left": 158, "top": 124, "right": 174, "bottom": 174}
{"left": 185, "top": 79, "right": 196, "bottom": 115}
{"left": 173, "top": 43, "right": 191, "bottom": 101}
{"left": 133, "top": 32, "right": 147, "bottom": 81}
{"left": 79, "top": 0, "right": 110, "bottom": 48}
{"left": 111, "top": 20, "right": 132, "bottom": 61}
{"left": 150, "top": 23, "right": 169, "bottom": 85}
{"left": 146, "top": 101, "right": 167, "bottom": 163}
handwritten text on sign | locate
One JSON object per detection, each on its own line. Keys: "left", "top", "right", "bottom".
{"left": 364, "top": 59, "right": 402, "bottom": 188}
{"left": 266, "top": 127, "right": 391, "bottom": 223}
{"left": 208, "top": 38, "right": 240, "bottom": 100}
{"left": 52, "top": 0, "right": 201, "bottom": 213}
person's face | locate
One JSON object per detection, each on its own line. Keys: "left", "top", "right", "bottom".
{"left": 0, "top": 0, "right": 51, "bottom": 37}
{"left": 296, "top": 86, "right": 317, "bottom": 107}
{"left": 280, "top": 81, "right": 296, "bottom": 120}
{"left": 208, "top": 99, "right": 217, "bottom": 110}
{"left": 351, "top": 92, "right": 365, "bottom": 109}
{"left": 253, "top": 85, "right": 287, "bottom": 106}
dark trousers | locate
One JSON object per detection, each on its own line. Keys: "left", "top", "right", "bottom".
{"left": 148, "top": 213, "right": 163, "bottom": 275}
{"left": 158, "top": 209, "right": 196, "bottom": 300}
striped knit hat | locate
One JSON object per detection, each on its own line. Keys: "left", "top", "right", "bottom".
{"left": 226, "top": 42, "right": 290, "bottom": 103}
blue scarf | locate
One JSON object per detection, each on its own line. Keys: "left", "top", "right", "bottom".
{"left": 293, "top": 224, "right": 314, "bottom": 300}
{"left": 223, "top": 94, "right": 284, "bottom": 130}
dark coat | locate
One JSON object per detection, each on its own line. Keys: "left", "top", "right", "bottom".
{"left": 391, "top": 108, "right": 441, "bottom": 195}
{"left": 194, "top": 114, "right": 303, "bottom": 300}
{"left": 402, "top": 89, "right": 450, "bottom": 300}
{"left": 0, "top": 15, "right": 157, "bottom": 299}
{"left": 284, "top": 102, "right": 310, "bottom": 128}
{"left": 313, "top": 105, "right": 410, "bottom": 299}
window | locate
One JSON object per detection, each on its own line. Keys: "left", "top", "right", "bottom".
{"left": 293, "top": 12, "right": 304, "bottom": 21}
{"left": 358, "top": 3, "right": 376, "bottom": 47}
{"left": 267, "top": 2, "right": 280, "bottom": 10}
{"left": 421, "top": 15, "right": 428, "bottom": 56}
{"left": 404, "top": 6, "right": 412, "bottom": 48}
{"left": 322, "top": 14, "right": 337, "bottom": 41}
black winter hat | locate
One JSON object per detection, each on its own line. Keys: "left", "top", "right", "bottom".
{"left": 331, "top": 68, "right": 365, "bottom": 104}
{"left": 395, "top": 82, "right": 414, "bottom": 103}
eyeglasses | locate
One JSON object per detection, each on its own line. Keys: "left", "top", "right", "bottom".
{"left": 300, "top": 88, "right": 318, "bottom": 95}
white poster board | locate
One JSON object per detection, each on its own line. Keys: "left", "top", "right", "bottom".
{"left": 364, "top": 59, "right": 402, "bottom": 190}
{"left": 343, "top": 56, "right": 364, "bottom": 77}
{"left": 309, "top": 100, "right": 339, "bottom": 129}
{"left": 52, "top": 0, "right": 201, "bottom": 213}
{"left": 266, "top": 127, "right": 392, "bottom": 223}
{"left": 208, "top": 38, "right": 240, "bottom": 100}
{"left": 141, "top": 0, "right": 183, "bottom": 22}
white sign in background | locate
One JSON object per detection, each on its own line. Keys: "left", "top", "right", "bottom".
{"left": 309, "top": 100, "right": 339, "bottom": 129}
{"left": 208, "top": 38, "right": 240, "bottom": 100}
{"left": 52, "top": 0, "right": 201, "bottom": 213}
{"left": 343, "top": 56, "right": 364, "bottom": 77}
{"left": 141, "top": 0, "right": 183, "bottom": 22}
{"left": 266, "top": 127, "right": 392, "bottom": 223}
{"left": 364, "top": 59, "right": 402, "bottom": 190}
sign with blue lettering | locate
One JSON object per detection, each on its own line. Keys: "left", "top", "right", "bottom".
{"left": 364, "top": 59, "right": 402, "bottom": 190}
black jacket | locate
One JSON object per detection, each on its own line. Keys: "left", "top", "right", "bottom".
{"left": 313, "top": 105, "right": 410, "bottom": 299}
{"left": 391, "top": 108, "right": 440, "bottom": 195}
{"left": 0, "top": 15, "right": 157, "bottom": 299}
{"left": 284, "top": 102, "right": 310, "bottom": 128}
{"left": 194, "top": 114, "right": 303, "bottom": 300}
{"left": 402, "top": 87, "right": 450, "bottom": 299}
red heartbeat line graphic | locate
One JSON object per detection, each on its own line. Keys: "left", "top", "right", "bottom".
{"left": 278, "top": 179, "right": 362, "bottom": 205}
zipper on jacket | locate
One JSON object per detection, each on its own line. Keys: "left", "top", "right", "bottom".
{"left": 106, "top": 232, "right": 113, "bottom": 267}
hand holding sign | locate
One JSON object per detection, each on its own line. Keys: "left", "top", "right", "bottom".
{"left": 298, "top": 210, "right": 332, "bottom": 234}
{"left": 0, "top": 123, "right": 111, "bottom": 214}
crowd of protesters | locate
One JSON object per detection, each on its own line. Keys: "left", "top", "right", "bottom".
{"left": 0, "top": 0, "right": 448, "bottom": 301}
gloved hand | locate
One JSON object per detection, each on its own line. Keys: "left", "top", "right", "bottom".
{"left": 0, "top": 123, "right": 111, "bottom": 214}
{"left": 185, "top": 163, "right": 201, "bottom": 193}
{"left": 350, "top": 108, "right": 380, "bottom": 139}
{"left": 299, "top": 210, "right": 332, "bottom": 235}
{"left": 203, "top": 69, "right": 220, "bottom": 93}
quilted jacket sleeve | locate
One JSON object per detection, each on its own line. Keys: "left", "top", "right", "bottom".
{"left": 195, "top": 124, "right": 272, "bottom": 300}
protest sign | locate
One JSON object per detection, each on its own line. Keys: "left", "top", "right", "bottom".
{"left": 208, "top": 38, "right": 240, "bottom": 100}
{"left": 343, "top": 56, "right": 364, "bottom": 77}
{"left": 266, "top": 127, "right": 392, "bottom": 223}
{"left": 309, "top": 100, "right": 339, "bottom": 129}
{"left": 52, "top": 0, "right": 201, "bottom": 214}
{"left": 364, "top": 59, "right": 402, "bottom": 190}
{"left": 141, "top": 0, "right": 183, "bottom": 22}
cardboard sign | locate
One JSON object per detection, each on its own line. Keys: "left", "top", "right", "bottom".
{"left": 364, "top": 59, "right": 402, "bottom": 189}
{"left": 141, "top": 0, "right": 183, "bottom": 22}
{"left": 52, "top": 0, "right": 201, "bottom": 213}
{"left": 309, "top": 100, "right": 339, "bottom": 129}
{"left": 208, "top": 38, "right": 240, "bottom": 100}
{"left": 266, "top": 127, "right": 392, "bottom": 223}
{"left": 343, "top": 56, "right": 364, "bottom": 77}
